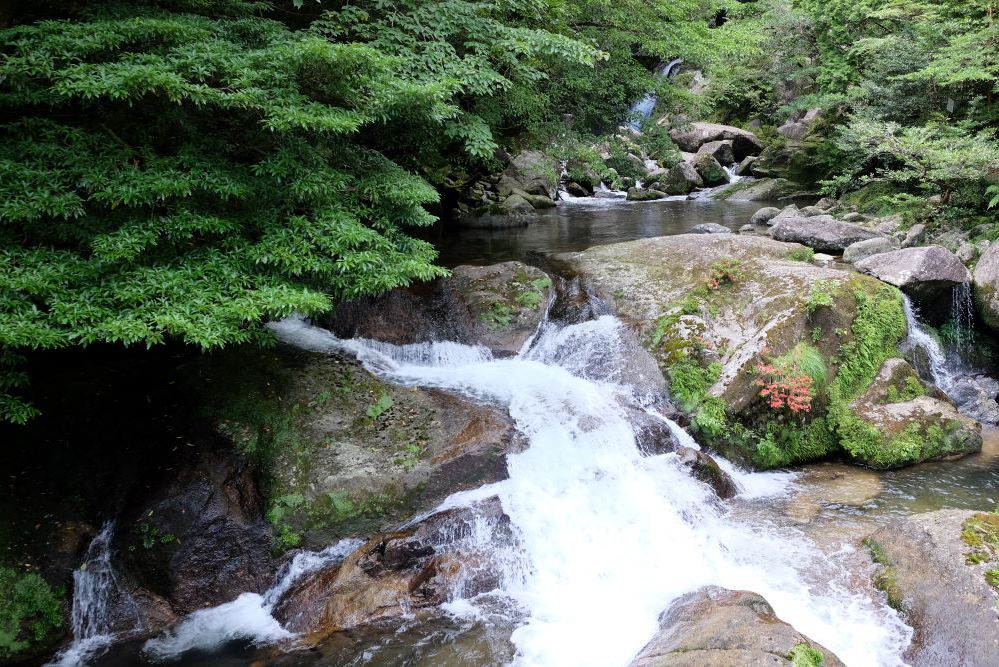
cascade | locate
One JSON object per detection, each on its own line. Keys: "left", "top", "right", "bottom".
{"left": 625, "top": 58, "right": 683, "bottom": 131}
{"left": 902, "top": 294, "right": 965, "bottom": 395}
{"left": 950, "top": 282, "right": 975, "bottom": 353}
{"left": 48, "top": 522, "right": 134, "bottom": 667}
{"left": 141, "top": 311, "right": 911, "bottom": 666}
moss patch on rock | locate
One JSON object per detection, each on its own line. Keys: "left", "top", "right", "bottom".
{"left": 862, "top": 537, "right": 906, "bottom": 612}
{"left": 961, "top": 512, "right": 999, "bottom": 590}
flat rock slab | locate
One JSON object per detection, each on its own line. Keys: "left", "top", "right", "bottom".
{"left": 630, "top": 586, "right": 844, "bottom": 666}
{"left": 771, "top": 215, "right": 882, "bottom": 252}
{"left": 867, "top": 510, "right": 999, "bottom": 666}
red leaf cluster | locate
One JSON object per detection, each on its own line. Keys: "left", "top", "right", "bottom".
{"left": 754, "top": 362, "right": 813, "bottom": 413}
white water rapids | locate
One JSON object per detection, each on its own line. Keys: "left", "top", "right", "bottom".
{"left": 228, "top": 313, "right": 906, "bottom": 666}
{"left": 132, "top": 312, "right": 912, "bottom": 666}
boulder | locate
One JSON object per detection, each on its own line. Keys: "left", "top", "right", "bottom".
{"left": 738, "top": 224, "right": 755, "bottom": 233}
{"left": 842, "top": 212, "right": 867, "bottom": 223}
{"left": 865, "top": 510, "right": 999, "bottom": 666}
{"left": 947, "top": 375, "right": 999, "bottom": 424}
{"left": 692, "top": 152, "right": 729, "bottom": 187}
{"left": 695, "top": 140, "right": 736, "bottom": 166}
{"left": 689, "top": 223, "right": 731, "bottom": 235}
{"left": 565, "top": 181, "right": 591, "bottom": 198}
{"left": 667, "top": 122, "right": 763, "bottom": 160}
{"left": 555, "top": 234, "right": 908, "bottom": 468}
{"left": 772, "top": 215, "right": 882, "bottom": 252}
{"left": 973, "top": 241, "right": 999, "bottom": 331}
{"left": 518, "top": 192, "right": 556, "bottom": 209}
{"left": 777, "top": 108, "right": 823, "bottom": 144}
{"left": 749, "top": 207, "right": 780, "bottom": 226}
{"left": 501, "top": 193, "right": 534, "bottom": 213}
{"left": 117, "top": 449, "right": 275, "bottom": 615}
{"left": 814, "top": 197, "right": 837, "bottom": 210}
{"left": 798, "top": 206, "right": 825, "bottom": 217}
{"left": 846, "top": 359, "right": 982, "bottom": 468}
{"left": 661, "top": 162, "right": 703, "bottom": 195}
{"left": 717, "top": 178, "right": 800, "bottom": 202}
{"left": 630, "top": 586, "right": 844, "bottom": 666}
{"left": 194, "top": 345, "right": 524, "bottom": 551}
{"left": 733, "top": 155, "right": 756, "bottom": 176}
{"left": 328, "top": 261, "right": 554, "bottom": 356}
{"left": 628, "top": 187, "right": 667, "bottom": 201}
{"left": 874, "top": 214, "right": 903, "bottom": 235}
{"left": 675, "top": 448, "right": 737, "bottom": 499}
{"left": 502, "top": 150, "right": 558, "bottom": 199}
{"left": 273, "top": 498, "right": 511, "bottom": 640}
{"left": 856, "top": 246, "right": 971, "bottom": 306}
{"left": 842, "top": 237, "right": 900, "bottom": 264}
{"left": 767, "top": 204, "right": 800, "bottom": 226}
{"left": 903, "top": 223, "right": 927, "bottom": 248}
{"left": 956, "top": 242, "right": 978, "bottom": 265}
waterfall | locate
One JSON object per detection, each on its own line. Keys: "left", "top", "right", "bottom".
{"left": 254, "top": 314, "right": 910, "bottom": 666}
{"left": 625, "top": 58, "right": 683, "bottom": 131}
{"left": 48, "top": 522, "right": 134, "bottom": 667}
{"left": 902, "top": 294, "right": 962, "bottom": 395}
{"left": 950, "top": 282, "right": 975, "bottom": 353}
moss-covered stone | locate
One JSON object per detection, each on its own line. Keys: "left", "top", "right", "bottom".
{"left": 555, "top": 234, "right": 973, "bottom": 470}
{"left": 188, "top": 345, "right": 520, "bottom": 552}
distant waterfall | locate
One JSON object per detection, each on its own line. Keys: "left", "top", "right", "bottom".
{"left": 625, "top": 58, "right": 683, "bottom": 131}
{"left": 950, "top": 282, "right": 975, "bottom": 353}
{"left": 902, "top": 295, "right": 960, "bottom": 394}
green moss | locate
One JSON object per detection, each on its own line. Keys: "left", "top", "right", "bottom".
{"left": 788, "top": 642, "right": 824, "bottom": 667}
{"left": 668, "top": 359, "right": 722, "bottom": 412}
{"left": 886, "top": 376, "right": 925, "bottom": 403}
{"left": 827, "top": 283, "right": 909, "bottom": 466}
{"left": 961, "top": 513, "right": 999, "bottom": 587}
{"left": 806, "top": 279, "right": 838, "bottom": 313}
{"left": 0, "top": 567, "right": 63, "bottom": 662}
{"left": 863, "top": 538, "right": 905, "bottom": 612}
{"left": 839, "top": 182, "right": 902, "bottom": 214}
{"left": 788, "top": 247, "right": 815, "bottom": 263}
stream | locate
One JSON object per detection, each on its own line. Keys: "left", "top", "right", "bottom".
{"left": 59, "top": 196, "right": 999, "bottom": 667}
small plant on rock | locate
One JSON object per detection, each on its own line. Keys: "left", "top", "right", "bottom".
{"left": 707, "top": 258, "right": 746, "bottom": 289}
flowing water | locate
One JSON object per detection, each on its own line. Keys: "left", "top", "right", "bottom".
{"left": 902, "top": 294, "right": 961, "bottom": 394}
{"left": 625, "top": 58, "right": 683, "bottom": 131}
{"left": 159, "top": 313, "right": 907, "bottom": 667}
{"left": 75, "top": 197, "right": 999, "bottom": 666}
{"left": 49, "top": 522, "right": 135, "bottom": 667}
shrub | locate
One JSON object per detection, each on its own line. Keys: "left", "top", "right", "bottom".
{"left": 0, "top": 567, "right": 63, "bottom": 661}
{"left": 707, "top": 258, "right": 746, "bottom": 289}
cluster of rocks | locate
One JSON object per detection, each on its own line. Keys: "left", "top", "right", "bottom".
{"left": 458, "top": 150, "right": 559, "bottom": 228}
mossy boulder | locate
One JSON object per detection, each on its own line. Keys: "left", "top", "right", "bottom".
{"left": 843, "top": 359, "right": 981, "bottom": 468}
{"left": 629, "top": 586, "right": 844, "bottom": 666}
{"left": 714, "top": 177, "right": 801, "bottom": 202}
{"left": 555, "top": 234, "right": 917, "bottom": 468}
{"left": 865, "top": 510, "right": 999, "bottom": 666}
{"left": 692, "top": 152, "right": 729, "bottom": 187}
{"left": 192, "top": 346, "right": 522, "bottom": 552}
{"left": 328, "top": 261, "right": 554, "bottom": 357}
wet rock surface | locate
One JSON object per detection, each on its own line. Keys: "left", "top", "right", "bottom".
{"left": 674, "top": 447, "right": 737, "bottom": 499}
{"left": 629, "top": 586, "right": 844, "bottom": 666}
{"left": 273, "top": 498, "right": 512, "bottom": 641}
{"left": 117, "top": 448, "right": 275, "bottom": 615}
{"left": 865, "top": 510, "right": 999, "bottom": 667}
{"left": 973, "top": 240, "right": 999, "bottom": 332}
{"left": 327, "top": 261, "right": 553, "bottom": 356}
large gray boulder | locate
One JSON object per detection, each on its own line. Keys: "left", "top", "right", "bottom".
{"left": 973, "top": 241, "right": 999, "bottom": 332}
{"left": 668, "top": 122, "right": 763, "bottom": 160}
{"left": 772, "top": 214, "right": 882, "bottom": 252}
{"left": 865, "top": 510, "right": 999, "bottom": 666}
{"left": 661, "top": 162, "right": 703, "bottom": 195}
{"left": 630, "top": 586, "right": 844, "bottom": 666}
{"left": 767, "top": 204, "right": 800, "bottom": 226}
{"left": 695, "top": 140, "right": 736, "bottom": 166}
{"left": 948, "top": 375, "right": 999, "bottom": 424}
{"left": 843, "top": 237, "right": 900, "bottom": 264}
{"left": 856, "top": 246, "right": 971, "bottom": 303}
{"left": 628, "top": 187, "right": 667, "bottom": 201}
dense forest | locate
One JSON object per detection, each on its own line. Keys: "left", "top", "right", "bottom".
{"left": 3, "top": 1, "right": 999, "bottom": 665}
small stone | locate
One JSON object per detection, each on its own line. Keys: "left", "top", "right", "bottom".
{"left": 689, "top": 223, "right": 732, "bottom": 234}
{"left": 842, "top": 212, "right": 867, "bottom": 223}
{"left": 812, "top": 253, "right": 834, "bottom": 264}
{"left": 815, "top": 197, "right": 837, "bottom": 210}
{"left": 749, "top": 206, "right": 780, "bottom": 225}
{"left": 902, "top": 223, "right": 927, "bottom": 248}
{"left": 842, "top": 237, "right": 900, "bottom": 264}
{"left": 799, "top": 205, "right": 825, "bottom": 217}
